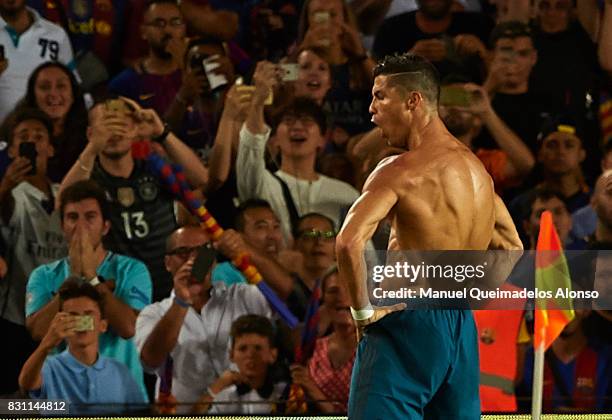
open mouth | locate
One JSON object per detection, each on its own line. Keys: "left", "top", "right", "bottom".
{"left": 290, "top": 135, "right": 307, "bottom": 144}
{"left": 306, "top": 80, "right": 321, "bottom": 90}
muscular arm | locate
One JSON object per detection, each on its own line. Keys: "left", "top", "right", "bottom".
{"left": 336, "top": 172, "right": 398, "bottom": 310}
{"left": 490, "top": 194, "right": 523, "bottom": 251}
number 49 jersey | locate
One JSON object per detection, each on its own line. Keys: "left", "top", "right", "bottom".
{"left": 92, "top": 160, "right": 178, "bottom": 302}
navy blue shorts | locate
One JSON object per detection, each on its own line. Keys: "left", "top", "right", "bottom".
{"left": 348, "top": 309, "right": 480, "bottom": 420}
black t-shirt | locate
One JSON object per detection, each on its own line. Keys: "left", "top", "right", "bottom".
{"left": 476, "top": 91, "right": 558, "bottom": 152}
{"left": 92, "top": 160, "right": 179, "bottom": 301}
{"left": 529, "top": 21, "right": 599, "bottom": 119}
{"left": 372, "top": 11, "right": 494, "bottom": 81}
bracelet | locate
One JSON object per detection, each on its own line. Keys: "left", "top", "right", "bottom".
{"left": 152, "top": 123, "right": 171, "bottom": 144}
{"left": 206, "top": 386, "right": 217, "bottom": 398}
{"left": 173, "top": 296, "right": 191, "bottom": 308}
{"left": 350, "top": 304, "right": 374, "bottom": 321}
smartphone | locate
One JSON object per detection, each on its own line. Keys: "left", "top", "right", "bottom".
{"left": 202, "top": 55, "right": 229, "bottom": 91}
{"left": 19, "top": 142, "right": 37, "bottom": 176}
{"left": 105, "top": 99, "right": 128, "bottom": 115}
{"left": 280, "top": 63, "right": 298, "bottom": 82}
{"left": 73, "top": 315, "right": 94, "bottom": 332}
{"left": 0, "top": 44, "right": 5, "bottom": 61}
{"left": 439, "top": 86, "right": 472, "bottom": 107}
{"left": 191, "top": 243, "right": 216, "bottom": 282}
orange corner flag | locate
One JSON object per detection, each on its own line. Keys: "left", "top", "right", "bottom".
{"left": 534, "top": 211, "right": 575, "bottom": 350}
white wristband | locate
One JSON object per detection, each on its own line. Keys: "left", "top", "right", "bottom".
{"left": 350, "top": 304, "right": 374, "bottom": 321}
{"left": 89, "top": 276, "right": 101, "bottom": 287}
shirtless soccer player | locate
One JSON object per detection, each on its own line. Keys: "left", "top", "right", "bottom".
{"left": 336, "top": 53, "right": 523, "bottom": 419}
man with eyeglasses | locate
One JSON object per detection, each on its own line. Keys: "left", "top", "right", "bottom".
{"left": 108, "top": 0, "right": 206, "bottom": 122}
{"left": 25, "top": 179, "right": 152, "bottom": 401}
{"left": 135, "top": 225, "right": 273, "bottom": 412}
{"left": 237, "top": 61, "right": 360, "bottom": 243}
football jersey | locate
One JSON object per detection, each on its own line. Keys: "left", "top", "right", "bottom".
{"left": 0, "top": 8, "right": 74, "bottom": 122}
{"left": 91, "top": 160, "right": 178, "bottom": 301}
{"left": 0, "top": 181, "right": 66, "bottom": 325}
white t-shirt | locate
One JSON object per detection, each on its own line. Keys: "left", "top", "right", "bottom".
{"left": 134, "top": 282, "right": 273, "bottom": 411}
{"left": 209, "top": 382, "right": 287, "bottom": 414}
{"left": 0, "top": 181, "right": 66, "bottom": 325}
{"left": 236, "top": 125, "right": 360, "bottom": 242}
{"left": 0, "top": 8, "right": 74, "bottom": 123}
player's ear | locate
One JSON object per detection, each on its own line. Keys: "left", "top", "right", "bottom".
{"left": 406, "top": 91, "right": 422, "bottom": 111}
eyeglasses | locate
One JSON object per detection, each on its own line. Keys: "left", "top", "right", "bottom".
{"left": 297, "top": 229, "right": 336, "bottom": 241}
{"left": 144, "top": 17, "right": 185, "bottom": 28}
{"left": 166, "top": 242, "right": 212, "bottom": 258}
{"left": 281, "top": 115, "right": 317, "bottom": 126}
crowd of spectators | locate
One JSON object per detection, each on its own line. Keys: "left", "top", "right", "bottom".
{"left": 0, "top": 0, "right": 611, "bottom": 414}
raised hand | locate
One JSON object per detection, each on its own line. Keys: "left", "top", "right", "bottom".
{"left": 120, "top": 97, "right": 165, "bottom": 140}
{"left": 40, "top": 312, "right": 77, "bottom": 351}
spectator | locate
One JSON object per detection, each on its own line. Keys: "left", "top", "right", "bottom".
{"left": 293, "top": 48, "right": 332, "bottom": 106}
{"left": 481, "top": 21, "right": 557, "bottom": 151}
{"left": 527, "top": 0, "right": 600, "bottom": 142}
{"left": 108, "top": 0, "right": 189, "bottom": 118}
{"left": 0, "top": 0, "right": 74, "bottom": 123}
{"left": 135, "top": 226, "right": 273, "bottom": 412}
{"left": 510, "top": 115, "right": 590, "bottom": 235}
{"left": 58, "top": 96, "right": 207, "bottom": 301}
{"left": 214, "top": 199, "right": 293, "bottom": 298}
{"left": 26, "top": 180, "right": 152, "bottom": 399}
{"left": 590, "top": 169, "right": 612, "bottom": 248}
{"left": 194, "top": 314, "right": 286, "bottom": 414}
{"left": 247, "top": 0, "right": 299, "bottom": 62}
{"left": 439, "top": 81, "right": 535, "bottom": 193}
{"left": 291, "top": 266, "right": 356, "bottom": 413}
{"left": 522, "top": 188, "right": 581, "bottom": 250}
{"left": 19, "top": 280, "right": 146, "bottom": 414}
{"left": 572, "top": 142, "right": 612, "bottom": 241}
{"left": 372, "top": 0, "right": 493, "bottom": 82}
{"left": 289, "top": 213, "right": 337, "bottom": 316}
{"left": 237, "top": 62, "right": 359, "bottom": 242}
{"left": 7, "top": 62, "right": 88, "bottom": 182}
{"left": 297, "top": 0, "right": 374, "bottom": 137}
{"left": 28, "top": 0, "right": 133, "bottom": 88}
{"left": 0, "top": 108, "right": 66, "bottom": 394}
{"left": 519, "top": 310, "right": 612, "bottom": 413}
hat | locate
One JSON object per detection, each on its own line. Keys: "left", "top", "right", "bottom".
{"left": 537, "top": 113, "right": 583, "bottom": 148}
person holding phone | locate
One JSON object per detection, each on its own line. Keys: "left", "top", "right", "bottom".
{"left": 26, "top": 180, "right": 153, "bottom": 400}
{"left": 135, "top": 225, "right": 274, "bottom": 412}
{"left": 19, "top": 280, "right": 146, "bottom": 414}
{"left": 0, "top": 107, "right": 66, "bottom": 395}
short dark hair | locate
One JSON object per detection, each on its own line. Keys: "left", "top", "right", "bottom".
{"left": 230, "top": 314, "right": 276, "bottom": 348}
{"left": 145, "top": 0, "right": 179, "bottom": 12}
{"left": 58, "top": 277, "right": 103, "bottom": 313}
{"left": 8, "top": 107, "right": 53, "bottom": 147}
{"left": 59, "top": 180, "right": 110, "bottom": 222}
{"left": 235, "top": 199, "right": 274, "bottom": 232}
{"left": 373, "top": 53, "right": 440, "bottom": 108}
{"left": 489, "top": 21, "right": 533, "bottom": 48}
{"left": 293, "top": 212, "right": 336, "bottom": 238}
{"left": 271, "top": 97, "right": 327, "bottom": 135}
{"left": 524, "top": 188, "right": 568, "bottom": 221}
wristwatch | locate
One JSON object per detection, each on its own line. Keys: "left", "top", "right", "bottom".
{"left": 89, "top": 275, "right": 104, "bottom": 287}
{"left": 152, "top": 123, "right": 171, "bottom": 144}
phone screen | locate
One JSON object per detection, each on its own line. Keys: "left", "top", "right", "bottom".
{"left": 19, "top": 142, "right": 37, "bottom": 176}
{"left": 439, "top": 86, "right": 472, "bottom": 107}
{"left": 73, "top": 315, "right": 94, "bottom": 332}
